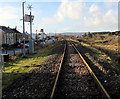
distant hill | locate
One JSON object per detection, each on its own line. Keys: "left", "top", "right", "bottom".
{"left": 48, "top": 32, "right": 86, "bottom": 36}
{"left": 59, "top": 32, "right": 85, "bottom": 36}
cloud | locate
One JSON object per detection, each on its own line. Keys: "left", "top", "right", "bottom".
{"left": 104, "top": 2, "right": 117, "bottom": 8}
{"left": 55, "top": 1, "right": 84, "bottom": 22}
{"left": 74, "top": 3, "right": 117, "bottom": 31}
{"left": 0, "top": 6, "right": 20, "bottom": 25}
{"left": 41, "top": 17, "right": 56, "bottom": 24}
{"left": 102, "top": 10, "right": 117, "bottom": 27}
{"left": 89, "top": 4, "right": 100, "bottom": 13}
{"left": 82, "top": 11, "right": 117, "bottom": 30}
{"left": 41, "top": 0, "right": 84, "bottom": 24}
{"left": 41, "top": 2, "right": 117, "bottom": 32}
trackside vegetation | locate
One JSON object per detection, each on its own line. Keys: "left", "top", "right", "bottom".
{"left": 2, "top": 41, "right": 60, "bottom": 89}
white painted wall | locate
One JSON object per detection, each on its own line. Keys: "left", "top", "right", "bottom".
{"left": 38, "top": 32, "right": 47, "bottom": 40}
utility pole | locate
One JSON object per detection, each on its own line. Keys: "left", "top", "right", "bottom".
{"left": 23, "top": 2, "right": 25, "bottom": 36}
{"left": 22, "top": 1, "right": 26, "bottom": 57}
{"left": 28, "top": 5, "right": 34, "bottom": 54}
{"left": 36, "top": 30, "right": 37, "bottom": 41}
{"left": 29, "top": 7, "right": 32, "bottom": 39}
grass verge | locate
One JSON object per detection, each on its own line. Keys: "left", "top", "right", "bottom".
{"left": 2, "top": 41, "right": 60, "bottom": 90}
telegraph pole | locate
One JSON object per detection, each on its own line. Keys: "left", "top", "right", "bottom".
{"left": 23, "top": 2, "right": 25, "bottom": 36}
{"left": 22, "top": 1, "right": 26, "bottom": 57}
{"left": 29, "top": 7, "right": 32, "bottom": 39}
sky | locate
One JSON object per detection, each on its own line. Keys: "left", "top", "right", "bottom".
{"left": 0, "top": 0, "right": 118, "bottom": 34}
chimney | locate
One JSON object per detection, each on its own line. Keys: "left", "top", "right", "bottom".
{"left": 15, "top": 26, "right": 17, "bottom": 30}
{"left": 40, "top": 29, "right": 44, "bottom": 33}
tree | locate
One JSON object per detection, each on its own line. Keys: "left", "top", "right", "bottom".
{"left": 88, "top": 32, "right": 92, "bottom": 38}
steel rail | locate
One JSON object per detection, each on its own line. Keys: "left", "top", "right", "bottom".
{"left": 50, "top": 40, "right": 111, "bottom": 99}
{"left": 50, "top": 41, "right": 66, "bottom": 99}
{"left": 71, "top": 43, "right": 111, "bottom": 99}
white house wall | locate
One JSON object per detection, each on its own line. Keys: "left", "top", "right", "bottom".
{"left": 38, "top": 33, "right": 47, "bottom": 40}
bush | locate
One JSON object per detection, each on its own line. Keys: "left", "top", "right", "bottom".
{"left": 2, "top": 44, "right": 9, "bottom": 49}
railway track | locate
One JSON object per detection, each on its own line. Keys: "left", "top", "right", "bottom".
{"left": 50, "top": 41, "right": 111, "bottom": 99}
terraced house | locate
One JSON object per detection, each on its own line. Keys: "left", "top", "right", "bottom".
{"left": 0, "top": 26, "right": 22, "bottom": 45}
{"left": 11, "top": 28, "right": 23, "bottom": 43}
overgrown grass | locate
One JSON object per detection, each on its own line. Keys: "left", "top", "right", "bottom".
{"left": 76, "top": 34, "right": 119, "bottom": 72}
{"left": 2, "top": 41, "right": 60, "bottom": 89}
{"left": 79, "top": 42, "right": 120, "bottom": 72}
{"left": 79, "top": 34, "right": 119, "bottom": 52}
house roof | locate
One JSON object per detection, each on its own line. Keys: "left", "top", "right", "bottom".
{"left": 0, "top": 26, "right": 14, "bottom": 33}
{"left": 25, "top": 32, "right": 30, "bottom": 36}
{"left": 0, "top": 26, "right": 22, "bottom": 34}
{"left": 11, "top": 28, "right": 22, "bottom": 34}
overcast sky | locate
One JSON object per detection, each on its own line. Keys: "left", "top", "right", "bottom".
{"left": 0, "top": 0, "right": 118, "bottom": 33}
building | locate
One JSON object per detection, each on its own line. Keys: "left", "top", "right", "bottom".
{"left": 0, "top": 26, "right": 15, "bottom": 45}
{"left": 24, "top": 32, "right": 31, "bottom": 40}
{"left": 0, "top": 26, "right": 22, "bottom": 45}
{"left": 45, "top": 36, "right": 56, "bottom": 44}
{"left": 38, "top": 32, "right": 47, "bottom": 41}
{"left": 37, "top": 29, "right": 47, "bottom": 41}
{"left": 11, "top": 28, "right": 23, "bottom": 43}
